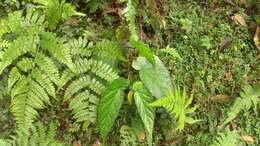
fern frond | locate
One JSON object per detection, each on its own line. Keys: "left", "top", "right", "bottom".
{"left": 210, "top": 129, "right": 239, "bottom": 146}
{"left": 0, "top": 11, "right": 23, "bottom": 38}
{"left": 34, "top": 53, "right": 60, "bottom": 85}
{"left": 34, "top": 0, "right": 85, "bottom": 30}
{"left": 221, "top": 84, "right": 260, "bottom": 127}
{"left": 10, "top": 73, "right": 51, "bottom": 129}
{"left": 60, "top": 58, "right": 119, "bottom": 90}
{"left": 66, "top": 37, "right": 92, "bottom": 58}
{"left": 0, "top": 10, "right": 65, "bottom": 130}
{"left": 40, "top": 32, "right": 73, "bottom": 68}
{"left": 150, "top": 86, "right": 198, "bottom": 130}
{"left": 61, "top": 57, "right": 118, "bottom": 125}
{"left": 94, "top": 40, "right": 125, "bottom": 63}
{"left": 1, "top": 122, "right": 63, "bottom": 146}
{"left": 24, "top": 9, "right": 46, "bottom": 34}
{"left": 31, "top": 70, "right": 56, "bottom": 98}
{"left": 69, "top": 90, "right": 98, "bottom": 123}
{"left": 64, "top": 76, "right": 105, "bottom": 102}
{"left": 16, "top": 57, "right": 34, "bottom": 72}
{"left": 89, "top": 59, "right": 119, "bottom": 81}
{"left": 120, "top": 125, "right": 137, "bottom": 146}
{"left": 123, "top": 0, "right": 138, "bottom": 40}
{"left": 0, "top": 39, "right": 9, "bottom": 49}
{"left": 0, "top": 35, "right": 38, "bottom": 74}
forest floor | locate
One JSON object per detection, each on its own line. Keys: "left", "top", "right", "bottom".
{"left": 0, "top": 0, "right": 259, "bottom": 145}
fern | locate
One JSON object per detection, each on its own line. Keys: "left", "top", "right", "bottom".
{"left": 0, "top": 9, "right": 63, "bottom": 130}
{"left": 210, "top": 129, "right": 239, "bottom": 146}
{"left": 40, "top": 31, "right": 73, "bottom": 68}
{"left": 123, "top": 0, "right": 138, "bottom": 41}
{"left": 94, "top": 39, "right": 125, "bottom": 64}
{"left": 66, "top": 37, "right": 92, "bottom": 58}
{"left": 221, "top": 84, "right": 260, "bottom": 127}
{"left": 0, "top": 122, "right": 64, "bottom": 146}
{"left": 60, "top": 37, "right": 119, "bottom": 124}
{"left": 1, "top": 4, "right": 131, "bottom": 144}
{"left": 150, "top": 86, "right": 198, "bottom": 130}
{"left": 0, "top": 39, "right": 9, "bottom": 49}
{"left": 120, "top": 125, "right": 137, "bottom": 146}
{"left": 33, "top": 0, "right": 85, "bottom": 30}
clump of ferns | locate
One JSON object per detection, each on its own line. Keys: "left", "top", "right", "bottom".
{"left": 0, "top": 8, "right": 120, "bottom": 132}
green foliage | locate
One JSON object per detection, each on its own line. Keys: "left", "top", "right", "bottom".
{"left": 210, "top": 129, "right": 239, "bottom": 146}
{"left": 132, "top": 56, "right": 173, "bottom": 98}
{"left": 119, "top": 125, "right": 137, "bottom": 146}
{"left": 97, "top": 78, "right": 129, "bottom": 138}
{"left": 0, "top": 8, "right": 119, "bottom": 134}
{"left": 133, "top": 82, "right": 155, "bottom": 146}
{"left": 83, "top": 0, "right": 104, "bottom": 13}
{"left": 33, "top": 0, "right": 85, "bottom": 30}
{"left": 221, "top": 84, "right": 260, "bottom": 127}
{"left": 150, "top": 86, "right": 198, "bottom": 130}
{"left": 124, "top": 0, "right": 156, "bottom": 65}
{"left": 0, "top": 122, "right": 63, "bottom": 146}
{"left": 161, "top": 45, "right": 182, "bottom": 61}
{"left": 94, "top": 39, "right": 125, "bottom": 64}
{"left": 0, "top": 0, "right": 259, "bottom": 145}
{"left": 0, "top": 9, "right": 60, "bottom": 130}
{"left": 60, "top": 36, "right": 119, "bottom": 126}
{"left": 130, "top": 38, "right": 155, "bottom": 65}
{"left": 123, "top": 0, "right": 138, "bottom": 41}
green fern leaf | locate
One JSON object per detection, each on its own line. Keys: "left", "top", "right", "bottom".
{"left": 69, "top": 90, "right": 98, "bottom": 123}
{"left": 40, "top": 32, "right": 73, "bottom": 68}
{"left": 1, "top": 122, "right": 64, "bottom": 146}
{"left": 34, "top": 0, "right": 85, "bottom": 30}
{"left": 66, "top": 37, "right": 92, "bottom": 58}
{"left": 94, "top": 40, "right": 125, "bottom": 63}
{"left": 221, "top": 84, "right": 260, "bottom": 127}
{"left": 123, "top": 0, "right": 138, "bottom": 41}
{"left": 60, "top": 38, "right": 119, "bottom": 125}
{"left": 120, "top": 125, "right": 137, "bottom": 146}
{"left": 210, "top": 129, "right": 239, "bottom": 146}
{"left": 0, "top": 10, "right": 62, "bottom": 130}
{"left": 150, "top": 86, "right": 198, "bottom": 130}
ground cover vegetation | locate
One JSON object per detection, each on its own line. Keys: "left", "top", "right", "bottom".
{"left": 0, "top": 0, "right": 259, "bottom": 145}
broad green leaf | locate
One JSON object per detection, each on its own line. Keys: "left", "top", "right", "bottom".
{"left": 132, "top": 56, "right": 173, "bottom": 98}
{"left": 133, "top": 82, "right": 155, "bottom": 146}
{"left": 130, "top": 38, "right": 155, "bottom": 64}
{"left": 97, "top": 78, "right": 129, "bottom": 138}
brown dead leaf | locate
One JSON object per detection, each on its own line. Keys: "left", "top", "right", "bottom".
{"left": 210, "top": 94, "right": 232, "bottom": 102}
{"left": 239, "top": 0, "right": 247, "bottom": 5}
{"left": 91, "top": 139, "right": 102, "bottom": 146}
{"left": 64, "top": 17, "right": 80, "bottom": 26}
{"left": 254, "top": 26, "right": 260, "bottom": 49}
{"left": 230, "top": 120, "right": 237, "bottom": 130}
{"left": 231, "top": 14, "right": 248, "bottom": 27}
{"left": 163, "top": 137, "right": 184, "bottom": 145}
{"left": 73, "top": 140, "right": 81, "bottom": 146}
{"left": 138, "top": 131, "right": 146, "bottom": 142}
{"left": 225, "top": 0, "right": 236, "bottom": 6}
{"left": 219, "top": 36, "right": 232, "bottom": 52}
{"left": 225, "top": 70, "right": 233, "bottom": 81}
{"left": 241, "top": 135, "right": 254, "bottom": 143}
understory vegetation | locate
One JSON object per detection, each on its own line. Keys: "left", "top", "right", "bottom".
{"left": 0, "top": 0, "right": 259, "bottom": 145}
